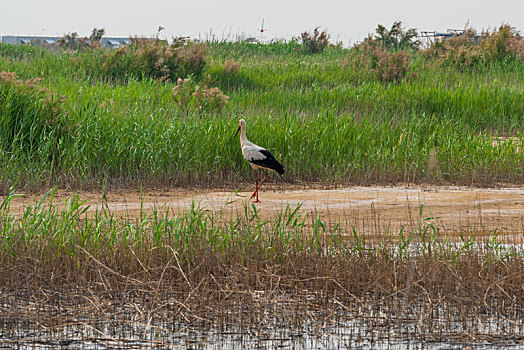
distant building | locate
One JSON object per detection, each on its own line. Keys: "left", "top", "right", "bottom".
{"left": 105, "top": 38, "right": 131, "bottom": 48}
{"left": 0, "top": 35, "right": 132, "bottom": 48}
{"left": 243, "top": 37, "right": 259, "bottom": 44}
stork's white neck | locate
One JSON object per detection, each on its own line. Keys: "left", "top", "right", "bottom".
{"left": 239, "top": 124, "right": 248, "bottom": 143}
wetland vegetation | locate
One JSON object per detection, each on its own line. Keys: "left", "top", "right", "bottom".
{"left": 0, "top": 22, "right": 523, "bottom": 347}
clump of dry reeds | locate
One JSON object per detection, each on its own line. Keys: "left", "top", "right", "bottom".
{"left": 425, "top": 24, "right": 524, "bottom": 67}
{"left": 57, "top": 28, "right": 105, "bottom": 50}
{"left": 222, "top": 58, "right": 241, "bottom": 74}
{"left": 348, "top": 22, "right": 418, "bottom": 84}
{"left": 171, "top": 77, "right": 229, "bottom": 117}
{"left": 101, "top": 37, "right": 207, "bottom": 82}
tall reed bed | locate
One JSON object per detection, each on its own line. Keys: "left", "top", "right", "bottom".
{"left": 0, "top": 42, "right": 522, "bottom": 190}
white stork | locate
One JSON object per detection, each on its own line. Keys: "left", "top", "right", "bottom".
{"left": 235, "top": 119, "right": 284, "bottom": 203}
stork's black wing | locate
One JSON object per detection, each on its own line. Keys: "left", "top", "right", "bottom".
{"left": 249, "top": 149, "right": 285, "bottom": 174}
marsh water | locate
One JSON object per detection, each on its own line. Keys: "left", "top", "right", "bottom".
{"left": 2, "top": 288, "right": 523, "bottom": 349}
{"left": 2, "top": 314, "right": 523, "bottom": 348}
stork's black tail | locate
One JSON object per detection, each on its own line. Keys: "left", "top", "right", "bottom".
{"left": 250, "top": 149, "right": 285, "bottom": 174}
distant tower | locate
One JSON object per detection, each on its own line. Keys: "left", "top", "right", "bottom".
{"left": 259, "top": 19, "right": 265, "bottom": 42}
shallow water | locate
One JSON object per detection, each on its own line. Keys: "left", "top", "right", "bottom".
{"left": 2, "top": 301, "right": 523, "bottom": 349}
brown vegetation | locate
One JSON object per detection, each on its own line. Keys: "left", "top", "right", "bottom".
{"left": 1, "top": 231, "right": 522, "bottom": 345}
{"left": 171, "top": 77, "right": 229, "bottom": 117}
{"left": 101, "top": 37, "right": 207, "bottom": 82}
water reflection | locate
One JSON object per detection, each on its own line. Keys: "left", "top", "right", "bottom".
{"left": 2, "top": 301, "right": 522, "bottom": 349}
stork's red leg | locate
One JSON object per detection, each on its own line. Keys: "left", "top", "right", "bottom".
{"left": 250, "top": 169, "right": 258, "bottom": 199}
{"left": 255, "top": 169, "right": 268, "bottom": 192}
{"left": 252, "top": 169, "right": 267, "bottom": 203}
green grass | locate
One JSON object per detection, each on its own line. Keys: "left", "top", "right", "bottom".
{"left": 0, "top": 185, "right": 521, "bottom": 269}
{"left": 0, "top": 42, "right": 523, "bottom": 190}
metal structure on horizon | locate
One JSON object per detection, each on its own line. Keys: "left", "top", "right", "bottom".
{"left": 420, "top": 29, "right": 481, "bottom": 43}
{"left": 0, "top": 35, "right": 131, "bottom": 48}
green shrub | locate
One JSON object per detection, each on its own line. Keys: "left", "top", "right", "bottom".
{"left": 300, "top": 27, "right": 330, "bottom": 54}
{"left": 353, "top": 21, "right": 419, "bottom": 53}
{"left": 374, "top": 21, "right": 420, "bottom": 51}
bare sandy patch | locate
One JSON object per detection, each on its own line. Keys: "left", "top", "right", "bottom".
{"left": 4, "top": 185, "right": 523, "bottom": 242}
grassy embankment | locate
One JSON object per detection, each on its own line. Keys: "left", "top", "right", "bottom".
{"left": 0, "top": 41, "right": 522, "bottom": 191}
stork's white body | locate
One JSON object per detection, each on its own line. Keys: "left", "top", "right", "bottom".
{"left": 239, "top": 136, "right": 269, "bottom": 170}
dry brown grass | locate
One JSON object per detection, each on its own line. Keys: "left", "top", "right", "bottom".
{"left": 1, "top": 229, "right": 522, "bottom": 346}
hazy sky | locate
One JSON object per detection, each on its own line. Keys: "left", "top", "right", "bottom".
{"left": 2, "top": 0, "right": 523, "bottom": 46}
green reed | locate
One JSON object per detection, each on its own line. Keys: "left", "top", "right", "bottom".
{"left": 0, "top": 188, "right": 521, "bottom": 269}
